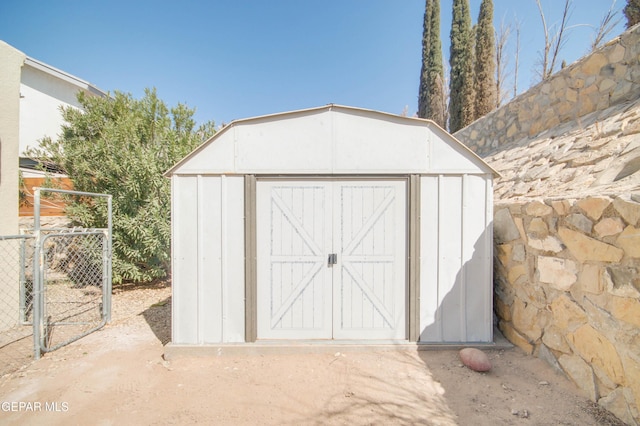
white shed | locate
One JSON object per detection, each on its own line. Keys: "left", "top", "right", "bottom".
{"left": 165, "top": 105, "right": 497, "bottom": 348}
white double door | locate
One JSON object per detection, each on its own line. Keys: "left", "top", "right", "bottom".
{"left": 256, "top": 179, "right": 406, "bottom": 340}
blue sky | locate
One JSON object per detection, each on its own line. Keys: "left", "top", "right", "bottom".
{"left": 0, "top": 0, "right": 627, "bottom": 127}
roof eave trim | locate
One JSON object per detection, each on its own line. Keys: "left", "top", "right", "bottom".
{"left": 425, "top": 120, "right": 502, "bottom": 178}
{"left": 24, "top": 57, "right": 107, "bottom": 97}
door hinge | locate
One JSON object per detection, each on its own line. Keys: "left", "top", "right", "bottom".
{"left": 328, "top": 253, "right": 337, "bottom": 266}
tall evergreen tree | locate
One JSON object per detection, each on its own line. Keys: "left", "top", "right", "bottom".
{"left": 426, "top": 0, "right": 446, "bottom": 128}
{"left": 474, "top": 0, "right": 496, "bottom": 118}
{"left": 624, "top": 0, "right": 640, "bottom": 27}
{"left": 449, "top": 0, "right": 475, "bottom": 132}
{"left": 418, "top": 0, "right": 446, "bottom": 127}
{"left": 418, "top": 0, "right": 433, "bottom": 119}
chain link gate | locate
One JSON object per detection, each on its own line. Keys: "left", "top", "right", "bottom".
{"left": 0, "top": 187, "right": 112, "bottom": 375}
{"left": 33, "top": 188, "right": 112, "bottom": 358}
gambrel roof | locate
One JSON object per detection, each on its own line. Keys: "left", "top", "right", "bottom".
{"left": 165, "top": 104, "right": 498, "bottom": 177}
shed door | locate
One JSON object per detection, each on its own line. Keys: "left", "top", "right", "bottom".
{"left": 256, "top": 180, "right": 406, "bottom": 340}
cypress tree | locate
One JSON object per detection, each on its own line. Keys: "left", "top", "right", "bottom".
{"left": 418, "top": 0, "right": 433, "bottom": 119}
{"left": 418, "top": 0, "right": 446, "bottom": 127}
{"left": 449, "top": 0, "right": 475, "bottom": 132}
{"left": 426, "top": 0, "right": 446, "bottom": 128}
{"left": 474, "top": 0, "right": 496, "bottom": 119}
{"left": 624, "top": 0, "right": 640, "bottom": 27}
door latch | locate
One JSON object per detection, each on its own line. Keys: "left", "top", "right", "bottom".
{"left": 328, "top": 253, "right": 337, "bottom": 266}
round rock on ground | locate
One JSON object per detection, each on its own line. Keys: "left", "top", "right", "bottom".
{"left": 459, "top": 348, "right": 492, "bottom": 372}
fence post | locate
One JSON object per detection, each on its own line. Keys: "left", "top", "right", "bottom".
{"left": 105, "top": 195, "right": 112, "bottom": 322}
{"left": 32, "top": 188, "right": 42, "bottom": 360}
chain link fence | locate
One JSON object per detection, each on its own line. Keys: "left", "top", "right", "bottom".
{"left": 0, "top": 188, "right": 111, "bottom": 376}
{"left": 0, "top": 235, "right": 35, "bottom": 376}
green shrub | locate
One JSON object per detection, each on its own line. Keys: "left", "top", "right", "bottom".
{"left": 29, "top": 88, "right": 215, "bottom": 283}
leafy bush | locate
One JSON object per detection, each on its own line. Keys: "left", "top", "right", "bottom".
{"left": 29, "top": 89, "right": 215, "bottom": 283}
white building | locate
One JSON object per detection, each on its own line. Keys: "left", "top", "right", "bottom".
{"left": 165, "top": 105, "right": 498, "bottom": 351}
{"left": 18, "top": 50, "right": 107, "bottom": 168}
{"left": 0, "top": 41, "right": 106, "bottom": 331}
{"left": 0, "top": 41, "right": 24, "bottom": 235}
{"left": 0, "top": 40, "right": 106, "bottom": 223}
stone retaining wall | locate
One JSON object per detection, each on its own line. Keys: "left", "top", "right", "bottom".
{"left": 455, "top": 24, "right": 640, "bottom": 156}
{"left": 494, "top": 195, "right": 640, "bottom": 424}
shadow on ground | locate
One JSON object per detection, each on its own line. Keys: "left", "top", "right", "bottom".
{"left": 264, "top": 351, "right": 458, "bottom": 426}
{"left": 141, "top": 296, "right": 171, "bottom": 345}
{"left": 111, "top": 277, "right": 172, "bottom": 345}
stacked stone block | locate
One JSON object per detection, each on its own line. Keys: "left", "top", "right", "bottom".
{"left": 494, "top": 195, "right": 640, "bottom": 424}
{"left": 455, "top": 24, "right": 640, "bottom": 156}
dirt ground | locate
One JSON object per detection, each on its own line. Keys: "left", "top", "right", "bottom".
{"left": 0, "top": 281, "right": 624, "bottom": 425}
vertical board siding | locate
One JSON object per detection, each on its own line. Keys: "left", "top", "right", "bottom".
{"left": 198, "top": 176, "right": 222, "bottom": 343}
{"left": 419, "top": 176, "right": 440, "bottom": 341}
{"left": 172, "top": 176, "right": 199, "bottom": 344}
{"left": 439, "top": 176, "right": 464, "bottom": 342}
{"left": 463, "top": 174, "right": 492, "bottom": 341}
{"left": 172, "top": 175, "right": 245, "bottom": 345}
{"left": 173, "top": 173, "right": 492, "bottom": 345}
{"left": 485, "top": 178, "right": 494, "bottom": 342}
{"left": 419, "top": 174, "right": 492, "bottom": 343}
{"left": 222, "top": 176, "right": 246, "bottom": 342}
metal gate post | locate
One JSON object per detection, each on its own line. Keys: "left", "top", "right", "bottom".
{"left": 32, "top": 188, "right": 43, "bottom": 360}
{"left": 105, "top": 195, "right": 112, "bottom": 322}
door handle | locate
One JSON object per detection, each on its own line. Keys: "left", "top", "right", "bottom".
{"left": 328, "top": 253, "right": 337, "bottom": 266}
